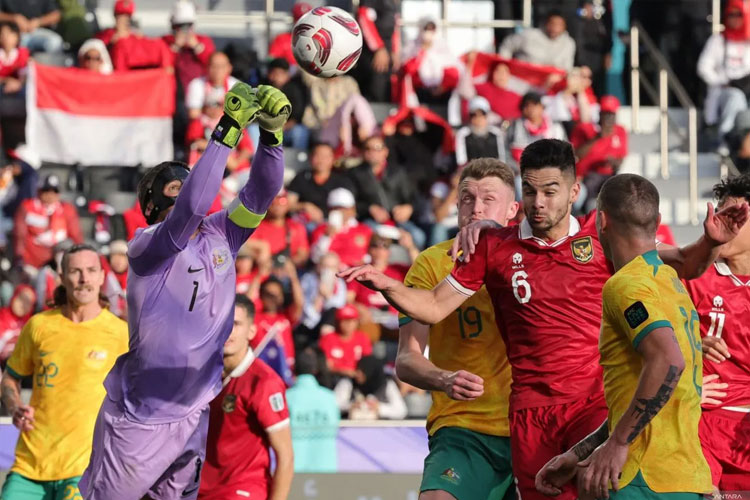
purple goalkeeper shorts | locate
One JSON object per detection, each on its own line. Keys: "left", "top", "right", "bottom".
{"left": 79, "top": 397, "right": 209, "bottom": 500}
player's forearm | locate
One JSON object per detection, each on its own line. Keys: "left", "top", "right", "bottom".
{"left": 395, "top": 349, "right": 450, "bottom": 393}
{"left": 569, "top": 420, "right": 609, "bottom": 461}
{"left": 661, "top": 235, "right": 720, "bottom": 280}
{"left": 269, "top": 449, "right": 294, "bottom": 500}
{"left": 237, "top": 143, "right": 284, "bottom": 216}
{"left": 0, "top": 372, "right": 22, "bottom": 415}
{"left": 610, "top": 355, "right": 684, "bottom": 446}
{"left": 381, "top": 281, "right": 451, "bottom": 325}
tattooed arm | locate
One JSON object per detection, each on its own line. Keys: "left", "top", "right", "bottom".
{"left": 1, "top": 368, "right": 35, "bottom": 431}
{"left": 578, "top": 327, "right": 685, "bottom": 499}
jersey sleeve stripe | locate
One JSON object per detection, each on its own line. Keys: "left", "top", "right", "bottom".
{"left": 399, "top": 316, "right": 413, "bottom": 326}
{"left": 227, "top": 198, "right": 266, "bottom": 229}
{"left": 265, "top": 418, "right": 291, "bottom": 433}
{"left": 632, "top": 319, "right": 673, "bottom": 349}
{"left": 5, "top": 364, "right": 30, "bottom": 379}
{"left": 444, "top": 275, "right": 477, "bottom": 297}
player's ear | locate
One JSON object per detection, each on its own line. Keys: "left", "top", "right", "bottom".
{"left": 569, "top": 176, "right": 581, "bottom": 204}
{"left": 507, "top": 201, "right": 519, "bottom": 222}
{"left": 247, "top": 322, "right": 257, "bottom": 342}
{"left": 656, "top": 212, "right": 662, "bottom": 228}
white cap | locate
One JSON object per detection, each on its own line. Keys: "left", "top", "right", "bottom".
{"left": 469, "top": 96, "right": 491, "bottom": 114}
{"left": 327, "top": 188, "right": 355, "bottom": 208}
{"left": 171, "top": 1, "right": 197, "bottom": 24}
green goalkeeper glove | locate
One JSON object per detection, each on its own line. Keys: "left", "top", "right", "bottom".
{"left": 255, "top": 85, "right": 291, "bottom": 147}
{"left": 212, "top": 82, "right": 261, "bottom": 148}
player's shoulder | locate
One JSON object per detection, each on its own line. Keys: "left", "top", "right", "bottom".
{"left": 24, "top": 309, "right": 62, "bottom": 333}
{"left": 97, "top": 309, "right": 129, "bottom": 334}
{"left": 604, "top": 254, "right": 660, "bottom": 296}
{"left": 576, "top": 210, "right": 599, "bottom": 234}
{"left": 248, "top": 359, "right": 286, "bottom": 391}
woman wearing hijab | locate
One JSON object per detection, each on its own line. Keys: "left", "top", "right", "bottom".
{"left": 0, "top": 284, "right": 36, "bottom": 365}
{"left": 334, "top": 355, "right": 407, "bottom": 420}
{"left": 402, "top": 18, "right": 462, "bottom": 104}
{"left": 77, "top": 38, "right": 114, "bottom": 74}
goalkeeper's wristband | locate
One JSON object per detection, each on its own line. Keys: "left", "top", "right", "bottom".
{"left": 259, "top": 128, "right": 283, "bottom": 147}
{"left": 212, "top": 114, "right": 243, "bottom": 148}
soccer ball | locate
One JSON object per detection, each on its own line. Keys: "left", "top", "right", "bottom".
{"left": 292, "top": 6, "right": 363, "bottom": 78}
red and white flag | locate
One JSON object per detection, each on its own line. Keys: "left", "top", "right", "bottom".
{"left": 464, "top": 52, "right": 567, "bottom": 95}
{"left": 26, "top": 62, "right": 175, "bottom": 167}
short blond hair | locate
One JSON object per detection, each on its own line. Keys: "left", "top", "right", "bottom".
{"left": 459, "top": 158, "right": 515, "bottom": 190}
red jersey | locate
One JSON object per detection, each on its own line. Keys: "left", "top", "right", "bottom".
{"left": 311, "top": 222, "right": 373, "bottom": 268}
{"left": 199, "top": 354, "right": 289, "bottom": 500}
{"left": 319, "top": 331, "right": 373, "bottom": 372}
{"left": 569, "top": 123, "right": 628, "bottom": 177}
{"left": 268, "top": 32, "right": 296, "bottom": 66}
{"left": 14, "top": 199, "right": 83, "bottom": 269}
{"left": 448, "top": 213, "right": 611, "bottom": 411}
{"left": 685, "top": 261, "right": 750, "bottom": 409}
{"left": 251, "top": 218, "right": 309, "bottom": 259}
{"left": 253, "top": 311, "right": 295, "bottom": 368}
{"left": 350, "top": 264, "right": 408, "bottom": 316}
{"left": 0, "top": 47, "right": 29, "bottom": 78}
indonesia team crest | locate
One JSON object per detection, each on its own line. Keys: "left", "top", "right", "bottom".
{"left": 571, "top": 236, "right": 594, "bottom": 263}
{"left": 222, "top": 394, "right": 237, "bottom": 413}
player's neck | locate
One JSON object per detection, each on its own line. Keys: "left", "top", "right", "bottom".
{"left": 532, "top": 218, "right": 571, "bottom": 243}
{"left": 610, "top": 237, "right": 656, "bottom": 272}
{"left": 223, "top": 347, "right": 249, "bottom": 376}
{"left": 725, "top": 251, "right": 750, "bottom": 276}
{"left": 62, "top": 302, "right": 102, "bottom": 323}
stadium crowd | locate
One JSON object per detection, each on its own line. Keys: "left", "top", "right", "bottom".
{"left": 0, "top": 0, "right": 749, "bottom": 499}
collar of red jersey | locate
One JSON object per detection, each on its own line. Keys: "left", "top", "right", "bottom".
{"left": 223, "top": 349, "right": 255, "bottom": 386}
{"left": 714, "top": 259, "right": 750, "bottom": 286}
{"left": 519, "top": 215, "right": 581, "bottom": 246}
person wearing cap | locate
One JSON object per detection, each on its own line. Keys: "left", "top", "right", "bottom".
{"left": 268, "top": 2, "right": 312, "bottom": 67}
{"left": 351, "top": 0, "right": 400, "bottom": 101}
{"left": 103, "top": 240, "right": 129, "bottom": 319}
{"left": 499, "top": 10, "right": 576, "bottom": 71}
{"left": 162, "top": 0, "right": 216, "bottom": 92}
{"left": 13, "top": 174, "right": 83, "bottom": 270}
{"left": 506, "top": 91, "right": 567, "bottom": 165}
{"left": 0, "top": 0, "right": 63, "bottom": 55}
{"left": 319, "top": 305, "right": 373, "bottom": 380}
{"left": 454, "top": 96, "right": 506, "bottom": 167}
{"left": 310, "top": 187, "right": 373, "bottom": 268}
{"left": 570, "top": 95, "right": 628, "bottom": 209}
{"left": 267, "top": 57, "right": 310, "bottom": 150}
{"left": 186, "top": 51, "right": 240, "bottom": 120}
{"left": 95, "top": 0, "right": 137, "bottom": 47}
{"left": 252, "top": 188, "right": 310, "bottom": 268}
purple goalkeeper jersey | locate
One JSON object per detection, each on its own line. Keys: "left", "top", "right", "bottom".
{"left": 104, "top": 140, "right": 284, "bottom": 424}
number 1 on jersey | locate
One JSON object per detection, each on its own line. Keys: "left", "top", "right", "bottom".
{"left": 189, "top": 281, "right": 199, "bottom": 312}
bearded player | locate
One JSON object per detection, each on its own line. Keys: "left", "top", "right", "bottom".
{"left": 79, "top": 83, "right": 291, "bottom": 500}
{"left": 684, "top": 174, "right": 750, "bottom": 493}
{"left": 341, "top": 139, "right": 749, "bottom": 500}
{"left": 396, "top": 159, "right": 518, "bottom": 500}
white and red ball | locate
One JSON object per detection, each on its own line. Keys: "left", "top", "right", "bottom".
{"left": 292, "top": 6, "right": 363, "bottom": 78}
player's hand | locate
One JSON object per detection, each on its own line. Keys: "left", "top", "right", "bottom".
{"left": 255, "top": 85, "right": 291, "bottom": 145}
{"left": 442, "top": 370, "right": 484, "bottom": 400}
{"left": 703, "top": 201, "right": 750, "bottom": 246}
{"left": 701, "top": 374, "right": 728, "bottom": 406}
{"left": 338, "top": 264, "right": 396, "bottom": 292}
{"left": 12, "top": 404, "right": 35, "bottom": 432}
{"left": 224, "top": 83, "right": 261, "bottom": 129}
{"left": 577, "top": 438, "right": 628, "bottom": 499}
{"left": 536, "top": 451, "right": 579, "bottom": 496}
{"left": 450, "top": 219, "right": 502, "bottom": 263}
{"left": 702, "top": 336, "right": 731, "bottom": 363}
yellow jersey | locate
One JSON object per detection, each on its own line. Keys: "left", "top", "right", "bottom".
{"left": 600, "top": 250, "right": 712, "bottom": 493}
{"left": 6, "top": 308, "right": 128, "bottom": 481}
{"left": 401, "top": 239, "right": 511, "bottom": 437}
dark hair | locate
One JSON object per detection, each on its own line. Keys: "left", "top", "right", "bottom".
{"left": 0, "top": 21, "right": 20, "bottom": 37}
{"left": 460, "top": 158, "right": 516, "bottom": 190}
{"left": 309, "top": 141, "right": 335, "bottom": 154}
{"left": 53, "top": 243, "right": 107, "bottom": 307}
{"left": 597, "top": 174, "right": 660, "bottom": 235}
{"left": 136, "top": 161, "right": 188, "bottom": 216}
{"left": 520, "top": 91, "right": 542, "bottom": 110}
{"left": 713, "top": 174, "right": 750, "bottom": 205}
{"left": 295, "top": 346, "right": 319, "bottom": 376}
{"left": 519, "top": 138, "right": 576, "bottom": 178}
{"left": 268, "top": 57, "right": 290, "bottom": 71}
{"left": 60, "top": 243, "right": 100, "bottom": 274}
{"left": 234, "top": 294, "right": 256, "bottom": 319}
{"left": 260, "top": 276, "right": 283, "bottom": 294}
{"left": 546, "top": 9, "right": 565, "bottom": 22}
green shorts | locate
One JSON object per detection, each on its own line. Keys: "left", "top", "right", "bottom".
{"left": 0, "top": 472, "right": 82, "bottom": 500}
{"left": 609, "top": 471, "right": 703, "bottom": 500}
{"left": 420, "top": 427, "right": 514, "bottom": 500}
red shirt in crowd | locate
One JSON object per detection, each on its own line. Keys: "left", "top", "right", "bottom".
{"left": 251, "top": 218, "right": 309, "bottom": 258}
{"left": 199, "top": 355, "right": 290, "bottom": 500}
{"left": 14, "top": 199, "right": 83, "bottom": 269}
{"left": 0, "top": 284, "right": 36, "bottom": 363}
{"left": 268, "top": 32, "right": 296, "bottom": 67}
{"left": 162, "top": 33, "right": 215, "bottom": 91}
{"left": 111, "top": 36, "right": 173, "bottom": 71}
{"left": 253, "top": 310, "right": 295, "bottom": 368}
{"left": 311, "top": 222, "right": 373, "bottom": 268}
{"left": 570, "top": 123, "right": 628, "bottom": 177}
{"left": 0, "top": 47, "right": 29, "bottom": 78}
{"left": 319, "top": 330, "right": 373, "bottom": 372}
{"left": 474, "top": 82, "right": 521, "bottom": 121}
{"left": 350, "top": 264, "right": 408, "bottom": 316}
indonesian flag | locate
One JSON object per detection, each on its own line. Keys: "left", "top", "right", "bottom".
{"left": 464, "top": 52, "right": 567, "bottom": 95}
{"left": 26, "top": 62, "right": 175, "bottom": 166}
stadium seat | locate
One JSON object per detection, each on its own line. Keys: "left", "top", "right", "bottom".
{"left": 370, "top": 102, "right": 398, "bottom": 124}
{"left": 78, "top": 214, "right": 96, "bottom": 241}
{"left": 105, "top": 191, "right": 138, "bottom": 214}
{"left": 38, "top": 164, "right": 75, "bottom": 191}
{"left": 283, "top": 148, "right": 308, "bottom": 173}
{"left": 81, "top": 167, "right": 136, "bottom": 200}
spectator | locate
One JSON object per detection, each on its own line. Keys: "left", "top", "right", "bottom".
{"left": 286, "top": 347, "right": 340, "bottom": 473}
{"left": 235, "top": 239, "right": 271, "bottom": 307}
{"left": 506, "top": 92, "right": 567, "bottom": 165}
{"left": 103, "top": 239, "right": 128, "bottom": 319}
{"left": 473, "top": 61, "right": 522, "bottom": 122}
{"left": 427, "top": 174, "right": 460, "bottom": 246}
{"left": 698, "top": 0, "right": 750, "bottom": 139}
{"left": 310, "top": 188, "right": 373, "bottom": 268}
{"left": 14, "top": 175, "right": 83, "bottom": 270}
{"left": 110, "top": 32, "right": 172, "bottom": 72}
{"left": 545, "top": 66, "right": 597, "bottom": 136}
{"left": 727, "top": 110, "right": 750, "bottom": 174}
{"left": 570, "top": 95, "right": 627, "bottom": 209}
{"left": 0, "top": 283, "right": 35, "bottom": 365}
{"left": 122, "top": 200, "right": 147, "bottom": 240}
{"left": 402, "top": 18, "right": 461, "bottom": 104}
{"left": 267, "top": 58, "right": 310, "bottom": 150}
{"left": 268, "top": 2, "right": 312, "bottom": 67}
{"left": 348, "top": 135, "right": 425, "bottom": 249}
{"left": 301, "top": 73, "right": 376, "bottom": 155}
{"left": 0, "top": 150, "right": 37, "bottom": 250}
{"left": 287, "top": 142, "right": 355, "bottom": 226}
{"left": 95, "top": 0, "right": 137, "bottom": 48}
{"left": 298, "top": 252, "right": 347, "bottom": 342}
{"left": 0, "top": 0, "right": 63, "bottom": 54}
{"left": 32, "top": 238, "right": 71, "bottom": 312}
{"left": 0, "top": 244, "right": 128, "bottom": 499}
{"left": 186, "top": 51, "right": 239, "bottom": 120}
{"left": 319, "top": 305, "right": 373, "bottom": 380}
{"left": 335, "top": 355, "right": 407, "bottom": 420}
{"left": 162, "top": 0, "right": 215, "bottom": 91}
{"left": 499, "top": 10, "right": 576, "bottom": 71}
{"left": 199, "top": 295, "right": 294, "bottom": 500}
{"left": 0, "top": 21, "right": 28, "bottom": 95}
{"left": 254, "top": 275, "right": 301, "bottom": 371}
{"left": 352, "top": 0, "right": 400, "bottom": 101}
{"left": 572, "top": 0, "right": 612, "bottom": 96}
{"left": 455, "top": 96, "right": 506, "bottom": 166}
{"left": 77, "top": 38, "right": 113, "bottom": 74}
{"left": 251, "top": 189, "right": 310, "bottom": 268}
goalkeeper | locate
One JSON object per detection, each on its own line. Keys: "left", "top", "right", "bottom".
{"left": 79, "top": 83, "right": 290, "bottom": 500}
